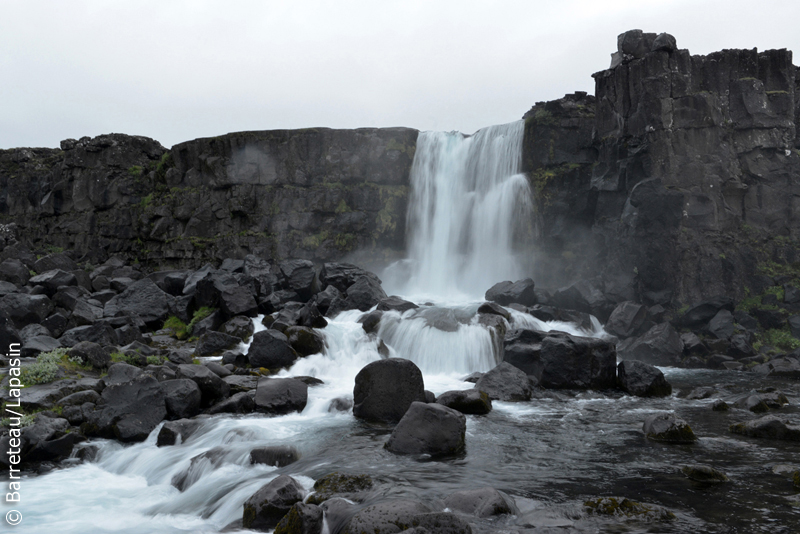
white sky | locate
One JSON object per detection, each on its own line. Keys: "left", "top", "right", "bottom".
{"left": 2, "top": 0, "right": 799, "bottom": 149}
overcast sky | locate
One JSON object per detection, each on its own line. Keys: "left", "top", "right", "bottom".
{"left": 2, "top": 0, "right": 799, "bottom": 149}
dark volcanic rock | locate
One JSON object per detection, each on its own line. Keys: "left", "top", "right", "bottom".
{"left": 618, "top": 322, "right": 683, "bottom": 367}
{"left": 195, "top": 330, "right": 241, "bottom": 357}
{"left": 605, "top": 301, "right": 647, "bottom": 338}
{"left": 274, "top": 502, "right": 323, "bottom": 534}
{"left": 377, "top": 296, "right": 418, "bottom": 313}
{"left": 247, "top": 329, "right": 299, "bottom": 370}
{"left": 385, "top": 402, "right": 466, "bottom": 456}
{"left": 729, "top": 415, "right": 800, "bottom": 441}
{"left": 643, "top": 413, "right": 697, "bottom": 443}
{"left": 436, "top": 389, "right": 492, "bottom": 415}
{"left": 353, "top": 358, "right": 426, "bottom": 423}
{"left": 175, "top": 364, "right": 230, "bottom": 407}
{"left": 345, "top": 275, "right": 388, "bottom": 311}
{"left": 83, "top": 375, "right": 167, "bottom": 442}
{"left": 443, "top": 487, "right": 514, "bottom": 518}
{"left": 617, "top": 360, "right": 672, "bottom": 397}
{"left": 243, "top": 475, "right": 305, "bottom": 531}
{"left": 157, "top": 419, "right": 202, "bottom": 447}
{"left": 254, "top": 377, "right": 308, "bottom": 415}
{"left": 103, "top": 278, "right": 172, "bottom": 327}
{"left": 485, "top": 278, "right": 537, "bottom": 306}
{"left": 250, "top": 446, "right": 300, "bottom": 467}
{"left": 474, "top": 362, "right": 532, "bottom": 401}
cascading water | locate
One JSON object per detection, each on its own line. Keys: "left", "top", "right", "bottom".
{"left": 20, "top": 122, "right": 799, "bottom": 534}
{"left": 393, "top": 121, "right": 534, "bottom": 300}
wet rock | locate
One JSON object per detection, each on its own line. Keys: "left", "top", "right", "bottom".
{"left": 353, "top": 358, "right": 426, "bottom": 423}
{"left": 156, "top": 419, "right": 203, "bottom": 446}
{"left": 751, "top": 357, "right": 800, "bottom": 379}
{"left": 247, "top": 329, "right": 299, "bottom": 370}
{"left": 485, "top": 278, "right": 537, "bottom": 307}
{"left": 328, "top": 397, "right": 353, "bottom": 413}
{"left": 280, "top": 259, "right": 318, "bottom": 301}
{"left": 423, "top": 389, "right": 436, "bottom": 403}
{"left": 313, "top": 285, "right": 343, "bottom": 316}
{"left": 285, "top": 326, "right": 325, "bottom": 356}
{"left": 220, "top": 315, "right": 255, "bottom": 341}
{"left": 385, "top": 402, "right": 466, "bottom": 456}
{"left": 345, "top": 275, "right": 388, "bottom": 312}
{"left": 243, "top": 475, "right": 305, "bottom": 531}
{"left": 342, "top": 499, "right": 432, "bottom": 534}
{"left": 680, "top": 464, "right": 728, "bottom": 483}
{"left": 358, "top": 310, "right": 383, "bottom": 334}
{"left": 20, "top": 415, "right": 80, "bottom": 464}
{"left": 205, "top": 361, "right": 231, "bottom": 378}
{"left": 319, "top": 263, "right": 382, "bottom": 294}
{"left": 254, "top": 377, "right": 308, "bottom": 415}
{"left": 307, "top": 472, "right": 374, "bottom": 505}
{"left": 475, "top": 362, "right": 532, "bottom": 401}
{"left": 206, "top": 391, "right": 255, "bottom": 414}
{"left": 160, "top": 379, "right": 203, "bottom": 419}
{"left": 712, "top": 399, "right": 730, "bottom": 411}
{"left": 642, "top": 413, "right": 697, "bottom": 443}
{"left": 729, "top": 415, "right": 800, "bottom": 441}
{"left": 83, "top": 375, "right": 167, "bottom": 442}
{"left": 274, "top": 502, "right": 323, "bottom": 534}
{"left": 617, "top": 360, "right": 672, "bottom": 397}
{"left": 584, "top": 496, "right": 675, "bottom": 520}
{"left": 436, "top": 389, "right": 492, "bottom": 415}
{"left": 477, "top": 301, "right": 511, "bottom": 321}
{"left": 735, "top": 394, "right": 771, "bottom": 413}
{"left": 618, "top": 322, "right": 683, "bottom": 367}
{"left": 223, "top": 374, "right": 260, "bottom": 393}
{"left": 377, "top": 296, "right": 418, "bottom": 313}
{"left": 443, "top": 487, "right": 514, "bottom": 517}
{"left": 250, "top": 446, "right": 300, "bottom": 467}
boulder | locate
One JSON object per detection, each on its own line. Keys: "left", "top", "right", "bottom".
{"left": 102, "top": 362, "right": 142, "bottom": 387}
{"left": 485, "top": 278, "right": 537, "bottom": 307}
{"left": 729, "top": 415, "right": 800, "bottom": 441}
{"left": 29, "top": 269, "right": 78, "bottom": 295}
{"left": 0, "top": 258, "right": 30, "bottom": 286}
{"left": 617, "top": 360, "right": 672, "bottom": 397}
{"left": 82, "top": 375, "right": 167, "bottom": 442}
{"left": 352, "top": 358, "right": 426, "bottom": 423}
{"left": 243, "top": 475, "right": 305, "bottom": 531}
{"left": 104, "top": 278, "right": 172, "bottom": 327}
{"left": 221, "top": 315, "right": 256, "bottom": 341}
{"left": 605, "top": 301, "right": 647, "bottom": 338}
{"left": 751, "top": 357, "right": 800, "bottom": 379}
{"left": 642, "top": 413, "right": 697, "bottom": 443}
{"left": 21, "top": 335, "right": 61, "bottom": 357}
{"left": 279, "top": 259, "right": 318, "bottom": 301}
{"left": 19, "top": 415, "right": 79, "bottom": 464}
{"left": 306, "top": 472, "right": 374, "bottom": 505}
{"left": 385, "top": 402, "right": 466, "bottom": 456}
{"left": 377, "top": 296, "right": 419, "bottom": 313}
{"left": 503, "top": 329, "right": 616, "bottom": 390}
{"left": 285, "top": 326, "right": 326, "bottom": 356}
{"left": 195, "top": 330, "right": 241, "bottom": 356}
{"left": 59, "top": 322, "right": 118, "bottom": 347}
{"left": 68, "top": 341, "right": 111, "bottom": 369}
{"left": 34, "top": 253, "right": 77, "bottom": 274}
{"left": 175, "top": 364, "right": 230, "bottom": 407}
{"left": 476, "top": 301, "right": 511, "bottom": 321}
{"left": 250, "top": 446, "right": 300, "bottom": 467}
{"left": 345, "top": 275, "right": 388, "bottom": 311}
{"left": 274, "top": 503, "right": 323, "bottom": 534}
{"left": 474, "top": 362, "right": 532, "bottom": 401}
{"left": 156, "top": 419, "right": 202, "bottom": 447}
{"left": 319, "top": 263, "right": 381, "bottom": 294}
{"left": 550, "top": 279, "right": 611, "bottom": 321}
{"left": 254, "top": 377, "right": 308, "bottom": 415}
{"left": 436, "top": 389, "right": 492, "bottom": 415}
{"left": 680, "top": 297, "right": 734, "bottom": 328}
{"left": 247, "top": 330, "right": 299, "bottom": 370}
{"left": 343, "top": 500, "right": 432, "bottom": 534}
{"left": 443, "top": 487, "right": 514, "bottom": 517}
{"left": 0, "top": 293, "right": 54, "bottom": 328}
{"left": 680, "top": 465, "right": 728, "bottom": 483}
{"left": 618, "top": 322, "right": 683, "bottom": 367}
{"left": 584, "top": 496, "right": 675, "bottom": 521}
{"left": 359, "top": 310, "right": 383, "bottom": 334}
{"left": 206, "top": 391, "right": 255, "bottom": 414}
{"left": 706, "top": 309, "right": 735, "bottom": 340}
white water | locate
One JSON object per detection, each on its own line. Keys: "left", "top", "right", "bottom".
{"left": 21, "top": 122, "right": 607, "bottom": 533}
{"left": 388, "top": 121, "right": 533, "bottom": 300}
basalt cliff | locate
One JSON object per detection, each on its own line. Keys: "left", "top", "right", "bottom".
{"left": 1, "top": 30, "right": 799, "bottom": 313}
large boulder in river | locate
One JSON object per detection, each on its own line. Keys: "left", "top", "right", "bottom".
{"left": 474, "top": 362, "right": 532, "bottom": 401}
{"left": 503, "top": 329, "right": 616, "bottom": 390}
{"left": 436, "top": 389, "right": 492, "bottom": 415}
{"left": 344, "top": 500, "right": 471, "bottom": 534}
{"left": 353, "top": 358, "right": 426, "bottom": 423}
{"left": 345, "top": 275, "right": 388, "bottom": 311}
{"left": 443, "top": 487, "right": 515, "bottom": 518}
{"left": 617, "top": 360, "right": 672, "bottom": 397}
{"left": 247, "top": 329, "right": 299, "bottom": 370}
{"left": 604, "top": 301, "right": 647, "bottom": 338}
{"left": 729, "top": 415, "right": 800, "bottom": 441}
{"left": 643, "top": 413, "right": 697, "bottom": 443}
{"left": 279, "top": 259, "right": 318, "bottom": 301}
{"left": 274, "top": 502, "right": 323, "bottom": 534}
{"left": 243, "top": 474, "right": 305, "bottom": 530}
{"left": 254, "top": 377, "right": 308, "bottom": 415}
{"left": 176, "top": 364, "right": 230, "bottom": 407}
{"left": 617, "top": 322, "right": 683, "bottom": 367}
{"left": 319, "top": 262, "right": 382, "bottom": 294}
{"left": 485, "top": 278, "right": 537, "bottom": 306}
{"left": 385, "top": 402, "right": 466, "bottom": 456}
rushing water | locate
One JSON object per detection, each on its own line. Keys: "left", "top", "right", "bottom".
{"left": 17, "top": 124, "right": 800, "bottom": 533}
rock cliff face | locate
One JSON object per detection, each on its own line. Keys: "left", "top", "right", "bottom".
{"left": 0, "top": 128, "right": 417, "bottom": 269}
{"left": 524, "top": 30, "right": 800, "bottom": 309}
{"left": 2, "top": 30, "right": 799, "bottom": 311}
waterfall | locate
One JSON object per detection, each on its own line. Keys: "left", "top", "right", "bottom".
{"left": 397, "top": 121, "right": 533, "bottom": 299}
